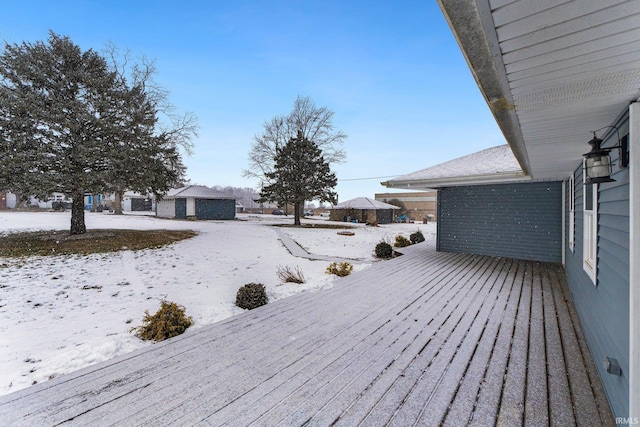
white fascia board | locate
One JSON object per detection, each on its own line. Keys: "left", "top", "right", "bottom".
{"left": 383, "top": 172, "right": 530, "bottom": 190}
{"left": 436, "top": 0, "right": 532, "bottom": 176}
{"left": 629, "top": 101, "right": 640, "bottom": 420}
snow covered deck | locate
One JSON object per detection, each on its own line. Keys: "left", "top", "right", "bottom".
{"left": 0, "top": 242, "right": 614, "bottom": 426}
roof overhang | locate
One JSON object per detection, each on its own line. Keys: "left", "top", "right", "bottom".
{"left": 437, "top": 0, "right": 640, "bottom": 180}
{"left": 382, "top": 171, "right": 530, "bottom": 190}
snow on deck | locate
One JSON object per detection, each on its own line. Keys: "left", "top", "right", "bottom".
{"left": 0, "top": 242, "right": 614, "bottom": 426}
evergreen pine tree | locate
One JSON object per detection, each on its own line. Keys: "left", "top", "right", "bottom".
{"left": 0, "top": 32, "right": 192, "bottom": 233}
{"left": 259, "top": 131, "right": 337, "bottom": 225}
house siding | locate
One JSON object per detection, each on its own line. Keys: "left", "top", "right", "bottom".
{"left": 195, "top": 198, "right": 235, "bottom": 220}
{"left": 564, "top": 126, "right": 630, "bottom": 418}
{"left": 436, "top": 182, "right": 562, "bottom": 262}
{"left": 156, "top": 199, "right": 175, "bottom": 218}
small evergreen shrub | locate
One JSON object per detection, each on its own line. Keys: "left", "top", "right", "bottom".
{"left": 410, "top": 230, "right": 426, "bottom": 244}
{"left": 326, "top": 261, "right": 353, "bottom": 277}
{"left": 375, "top": 241, "right": 394, "bottom": 259}
{"left": 132, "top": 299, "right": 193, "bottom": 342}
{"left": 277, "top": 265, "right": 306, "bottom": 284}
{"left": 236, "top": 283, "right": 268, "bottom": 310}
{"left": 394, "top": 235, "right": 412, "bottom": 248}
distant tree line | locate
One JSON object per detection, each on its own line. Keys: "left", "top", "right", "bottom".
{"left": 208, "top": 185, "right": 270, "bottom": 209}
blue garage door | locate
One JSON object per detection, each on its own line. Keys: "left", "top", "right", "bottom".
{"left": 195, "top": 198, "right": 235, "bottom": 220}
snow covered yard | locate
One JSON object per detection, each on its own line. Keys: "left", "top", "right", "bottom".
{"left": 0, "top": 211, "right": 435, "bottom": 396}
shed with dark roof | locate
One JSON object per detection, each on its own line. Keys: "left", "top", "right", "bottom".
{"left": 156, "top": 185, "right": 236, "bottom": 220}
{"left": 330, "top": 197, "right": 400, "bottom": 224}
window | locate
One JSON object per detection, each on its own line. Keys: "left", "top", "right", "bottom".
{"left": 583, "top": 179, "right": 597, "bottom": 284}
{"left": 569, "top": 174, "right": 575, "bottom": 252}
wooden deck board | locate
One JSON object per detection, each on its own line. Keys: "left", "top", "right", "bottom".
{"left": 144, "top": 251, "right": 469, "bottom": 426}
{"left": 524, "top": 262, "right": 549, "bottom": 426}
{"left": 542, "top": 264, "right": 577, "bottom": 427}
{"left": 497, "top": 260, "right": 532, "bottom": 426}
{"left": 207, "top": 253, "right": 484, "bottom": 426}
{"left": 465, "top": 259, "right": 525, "bottom": 427}
{"left": 441, "top": 257, "right": 516, "bottom": 426}
{"left": 0, "top": 243, "right": 615, "bottom": 426}
{"left": 383, "top": 257, "right": 506, "bottom": 426}
{"left": 326, "top": 256, "right": 497, "bottom": 427}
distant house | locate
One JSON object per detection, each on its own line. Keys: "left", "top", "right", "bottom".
{"left": 385, "top": 1, "right": 640, "bottom": 420}
{"left": 330, "top": 197, "right": 399, "bottom": 224}
{"left": 35, "top": 193, "right": 71, "bottom": 209}
{"left": 1, "top": 191, "right": 71, "bottom": 210}
{"left": 121, "top": 192, "right": 154, "bottom": 212}
{"left": 374, "top": 191, "right": 437, "bottom": 222}
{"left": 83, "top": 194, "right": 103, "bottom": 211}
{"left": 156, "top": 185, "right": 235, "bottom": 220}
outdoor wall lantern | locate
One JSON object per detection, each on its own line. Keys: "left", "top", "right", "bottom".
{"left": 583, "top": 126, "right": 629, "bottom": 185}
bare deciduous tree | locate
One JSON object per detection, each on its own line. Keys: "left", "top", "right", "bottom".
{"left": 105, "top": 45, "right": 197, "bottom": 214}
{"left": 244, "top": 95, "right": 346, "bottom": 184}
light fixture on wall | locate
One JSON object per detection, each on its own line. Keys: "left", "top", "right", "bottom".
{"left": 583, "top": 126, "right": 629, "bottom": 185}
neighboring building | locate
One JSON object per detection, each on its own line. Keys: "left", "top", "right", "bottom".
{"left": 33, "top": 193, "right": 71, "bottom": 209}
{"left": 84, "top": 194, "right": 103, "bottom": 211}
{"left": 121, "top": 192, "right": 155, "bottom": 212}
{"left": 384, "top": 0, "right": 640, "bottom": 419}
{"left": 1, "top": 191, "right": 71, "bottom": 210}
{"left": 330, "top": 197, "right": 399, "bottom": 224}
{"left": 156, "top": 185, "right": 235, "bottom": 220}
{"left": 375, "top": 191, "right": 437, "bottom": 222}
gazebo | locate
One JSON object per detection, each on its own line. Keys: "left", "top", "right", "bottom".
{"left": 330, "top": 197, "right": 400, "bottom": 224}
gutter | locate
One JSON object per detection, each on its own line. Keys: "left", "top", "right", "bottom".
{"left": 382, "top": 171, "right": 530, "bottom": 190}
{"left": 437, "top": 0, "right": 532, "bottom": 177}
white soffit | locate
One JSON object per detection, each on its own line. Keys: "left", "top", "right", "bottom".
{"left": 442, "top": 0, "right": 640, "bottom": 180}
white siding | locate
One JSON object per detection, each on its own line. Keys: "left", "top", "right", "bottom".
{"left": 156, "top": 199, "right": 175, "bottom": 218}
{"left": 186, "top": 198, "right": 196, "bottom": 216}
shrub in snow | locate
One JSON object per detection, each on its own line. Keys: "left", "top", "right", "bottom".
{"left": 236, "top": 283, "right": 268, "bottom": 310}
{"left": 132, "top": 299, "right": 193, "bottom": 342}
{"left": 375, "top": 241, "right": 394, "bottom": 259}
{"left": 326, "top": 261, "right": 353, "bottom": 277}
{"left": 394, "top": 235, "right": 412, "bottom": 248}
{"left": 277, "top": 265, "right": 306, "bottom": 284}
{"left": 410, "top": 230, "right": 425, "bottom": 244}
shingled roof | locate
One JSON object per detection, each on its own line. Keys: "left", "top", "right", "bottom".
{"left": 333, "top": 197, "right": 400, "bottom": 210}
{"left": 383, "top": 145, "right": 529, "bottom": 190}
{"left": 165, "top": 185, "right": 233, "bottom": 199}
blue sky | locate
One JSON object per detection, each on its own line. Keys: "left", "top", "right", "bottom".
{"left": 0, "top": 1, "right": 505, "bottom": 201}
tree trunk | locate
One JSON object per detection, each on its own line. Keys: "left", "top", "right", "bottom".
{"left": 294, "top": 201, "right": 302, "bottom": 226}
{"left": 114, "top": 191, "right": 123, "bottom": 215}
{"left": 70, "top": 191, "right": 86, "bottom": 235}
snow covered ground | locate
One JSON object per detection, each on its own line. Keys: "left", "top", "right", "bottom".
{"left": 0, "top": 211, "right": 435, "bottom": 396}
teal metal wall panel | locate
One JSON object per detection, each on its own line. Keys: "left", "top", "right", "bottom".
{"left": 195, "top": 198, "right": 235, "bottom": 220}
{"left": 437, "top": 182, "right": 562, "bottom": 262}
{"left": 564, "top": 125, "right": 630, "bottom": 418}
{"left": 175, "top": 198, "right": 186, "bottom": 219}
